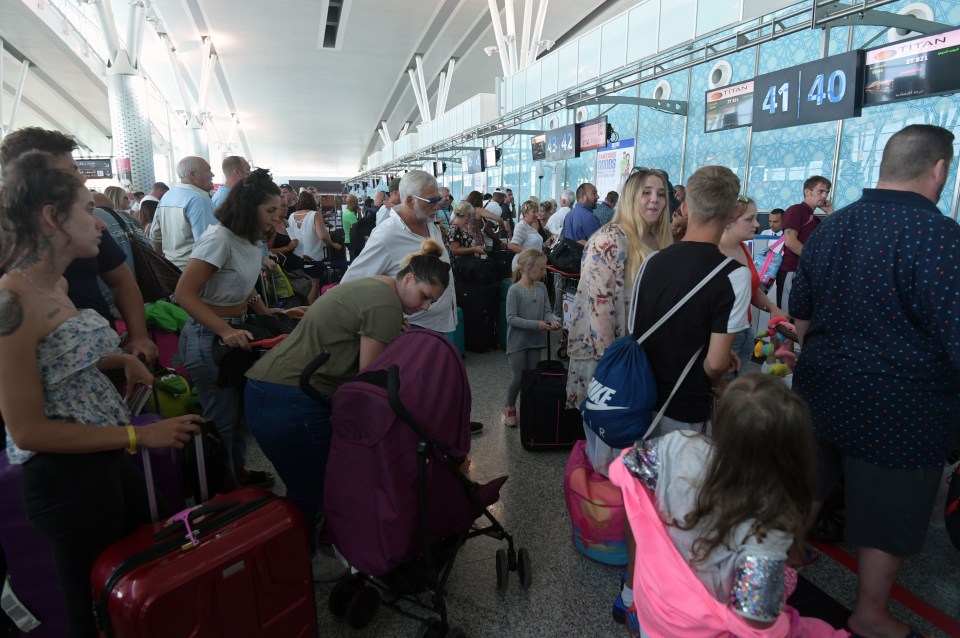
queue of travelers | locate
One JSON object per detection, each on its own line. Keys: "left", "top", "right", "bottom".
{"left": 0, "top": 123, "right": 956, "bottom": 638}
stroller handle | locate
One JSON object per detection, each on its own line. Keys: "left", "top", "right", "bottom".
{"left": 298, "top": 351, "right": 333, "bottom": 409}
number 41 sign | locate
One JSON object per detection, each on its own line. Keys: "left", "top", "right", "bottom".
{"left": 751, "top": 50, "right": 864, "bottom": 132}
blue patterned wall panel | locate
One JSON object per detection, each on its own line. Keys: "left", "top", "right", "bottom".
{"left": 635, "top": 68, "right": 689, "bottom": 181}
{"left": 683, "top": 47, "right": 756, "bottom": 184}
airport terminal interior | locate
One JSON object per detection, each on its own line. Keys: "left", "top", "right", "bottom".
{"left": 2, "top": 0, "right": 960, "bottom": 636}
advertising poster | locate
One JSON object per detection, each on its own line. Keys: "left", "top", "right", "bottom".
{"left": 595, "top": 138, "right": 635, "bottom": 196}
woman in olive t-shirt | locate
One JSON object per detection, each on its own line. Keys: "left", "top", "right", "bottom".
{"left": 243, "top": 240, "right": 450, "bottom": 575}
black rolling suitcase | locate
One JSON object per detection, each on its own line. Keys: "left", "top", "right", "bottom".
{"left": 519, "top": 333, "right": 584, "bottom": 451}
{"left": 456, "top": 281, "right": 500, "bottom": 352}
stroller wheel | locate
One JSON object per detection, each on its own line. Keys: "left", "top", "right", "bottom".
{"left": 507, "top": 546, "right": 517, "bottom": 571}
{"left": 517, "top": 548, "right": 532, "bottom": 590}
{"left": 495, "top": 549, "right": 509, "bottom": 591}
{"left": 329, "top": 573, "right": 364, "bottom": 618}
{"left": 445, "top": 626, "right": 466, "bottom": 638}
{"left": 345, "top": 584, "right": 380, "bottom": 630}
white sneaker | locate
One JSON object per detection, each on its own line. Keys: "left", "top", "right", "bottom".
{"left": 311, "top": 549, "right": 349, "bottom": 582}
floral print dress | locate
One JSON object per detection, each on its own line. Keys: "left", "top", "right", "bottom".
{"left": 5, "top": 309, "right": 129, "bottom": 465}
{"left": 565, "top": 224, "right": 632, "bottom": 410}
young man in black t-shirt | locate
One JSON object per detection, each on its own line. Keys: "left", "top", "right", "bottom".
{"left": 632, "top": 165, "right": 750, "bottom": 432}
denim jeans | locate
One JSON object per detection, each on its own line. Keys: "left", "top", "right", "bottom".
{"left": 244, "top": 379, "right": 332, "bottom": 552}
{"left": 731, "top": 326, "right": 756, "bottom": 372}
{"left": 179, "top": 320, "right": 248, "bottom": 477}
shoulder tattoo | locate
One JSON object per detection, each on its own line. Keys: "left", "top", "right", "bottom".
{"left": 0, "top": 290, "right": 24, "bottom": 336}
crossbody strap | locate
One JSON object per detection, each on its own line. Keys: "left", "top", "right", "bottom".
{"left": 626, "top": 254, "right": 734, "bottom": 441}
{"left": 629, "top": 255, "right": 734, "bottom": 345}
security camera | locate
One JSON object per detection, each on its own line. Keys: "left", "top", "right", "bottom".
{"left": 537, "top": 166, "right": 545, "bottom": 180}
{"left": 483, "top": 46, "right": 498, "bottom": 57}
{"left": 540, "top": 39, "right": 555, "bottom": 52}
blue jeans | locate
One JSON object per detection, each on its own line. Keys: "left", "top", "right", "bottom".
{"left": 179, "top": 320, "right": 248, "bottom": 477}
{"left": 731, "top": 326, "right": 756, "bottom": 374}
{"left": 244, "top": 379, "right": 332, "bottom": 552}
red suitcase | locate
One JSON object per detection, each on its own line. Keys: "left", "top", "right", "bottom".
{"left": 90, "top": 437, "right": 317, "bottom": 637}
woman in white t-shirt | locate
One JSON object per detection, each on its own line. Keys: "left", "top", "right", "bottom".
{"left": 288, "top": 191, "right": 342, "bottom": 303}
{"left": 508, "top": 200, "right": 544, "bottom": 269}
{"left": 175, "top": 168, "right": 284, "bottom": 488}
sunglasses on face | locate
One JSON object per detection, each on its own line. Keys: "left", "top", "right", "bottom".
{"left": 413, "top": 195, "right": 444, "bottom": 206}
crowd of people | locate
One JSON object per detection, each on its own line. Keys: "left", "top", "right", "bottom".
{"left": 0, "top": 122, "right": 957, "bottom": 638}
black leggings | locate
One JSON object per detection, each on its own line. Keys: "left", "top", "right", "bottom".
{"left": 21, "top": 451, "right": 153, "bottom": 638}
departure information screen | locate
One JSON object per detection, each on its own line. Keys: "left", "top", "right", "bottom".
{"left": 751, "top": 50, "right": 864, "bottom": 132}
{"left": 863, "top": 27, "right": 960, "bottom": 106}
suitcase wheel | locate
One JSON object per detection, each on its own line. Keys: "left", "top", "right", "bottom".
{"left": 517, "top": 547, "right": 532, "bottom": 590}
{"left": 345, "top": 584, "right": 380, "bottom": 630}
{"left": 328, "top": 573, "right": 364, "bottom": 618}
{"left": 495, "top": 549, "right": 509, "bottom": 592}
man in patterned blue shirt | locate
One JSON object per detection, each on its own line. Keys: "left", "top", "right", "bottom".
{"left": 791, "top": 124, "right": 958, "bottom": 638}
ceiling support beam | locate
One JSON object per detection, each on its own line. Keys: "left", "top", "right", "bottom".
{"left": 196, "top": 38, "right": 217, "bottom": 114}
{"left": 486, "top": 0, "right": 511, "bottom": 77}
{"left": 527, "top": 0, "right": 549, "bottom": 67}
{"left": 519, "top": 0, "right": 534, "bottom": 68}
{"left": 125, "top": 1, "right": 147, "bottom": 68}
{"left": 407, "top": 66, "right": 430, "bottom": 125}
{"left": 3, "top": 59, "right": 31, "bottom": 137}
{"left": 86, "top": 0, "right": 122, "bottom": 66}
{"left": 414, "top": 55, "right": 432, "bottom": 124}
{"left": 434, "top": 58, "right": 456, "bottom": 120}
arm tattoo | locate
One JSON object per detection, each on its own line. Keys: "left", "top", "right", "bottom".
{"left": 0, "top": 290, "right": 24, "bottom": 336}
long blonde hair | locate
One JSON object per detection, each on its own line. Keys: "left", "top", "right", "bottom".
{"left": 613, "top": 169, "right": 673, "bottom": 285}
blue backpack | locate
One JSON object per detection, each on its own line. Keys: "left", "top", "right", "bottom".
{"left": 580, "top": 256, "right": 733, "bottom": 449}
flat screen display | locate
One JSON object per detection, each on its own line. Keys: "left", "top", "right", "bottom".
{"left": 531, "top": 134, "right": 547, "bottom": 160}
{"left": 485, "top": 146, "right": 498, "bottom": 168}
{"left": 705, "top": 80, "right": 754, "bottom": 132}
{"left": 578, "top": 116, "right": 608, "bottom": 152}
{"left": 76, "top": 158, "right": 113, "bottom": 179}
{"left": 751, "top": 50, "right": 863, "bottom": 132}
{"left": 464, "top": 150, "right": 485, "bottom": 174}
{"left": 862, "top": 27, "right": 960, "bottom": 106}
{"left": 545, "top": 124, "right": 579, "bottom": 161}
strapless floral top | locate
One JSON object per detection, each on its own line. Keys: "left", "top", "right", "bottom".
{"left": 5, "top": 309, "right": 129, "bottom": 465}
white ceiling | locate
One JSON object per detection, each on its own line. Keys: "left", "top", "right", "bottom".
{"left": 2, "top": 0, "right": 639, "bottom": 182}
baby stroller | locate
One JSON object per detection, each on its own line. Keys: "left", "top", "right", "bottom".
{"left": 313, "top": 329, "right": 529, "bottom": 637}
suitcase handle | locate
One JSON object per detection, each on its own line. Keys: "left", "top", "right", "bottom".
{"left": 152, "top": 499, "right": 240, "bottom": 543}
{"left": 141, "top": 431, "right": 208, "bottom": 523}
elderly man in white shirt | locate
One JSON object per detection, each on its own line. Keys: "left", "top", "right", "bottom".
{"left": 545, "top": 189, "right": 575, "bottom": 238}
{"left": 342, "top": 170, "right": 457, "bottom": 334}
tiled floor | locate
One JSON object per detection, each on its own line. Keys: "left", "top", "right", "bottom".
{"left": 247, "top": 347, "right": 959, "bottom": 638}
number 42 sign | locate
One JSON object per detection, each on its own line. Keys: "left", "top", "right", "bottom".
{"left": 751, "top": 50, "right": 864, "bottom": 132}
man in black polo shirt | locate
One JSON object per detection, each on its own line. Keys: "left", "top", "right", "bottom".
{"left": 632, "top": 165, "right": 750, "bottom": 434}
{"left": 791, "top": 124, "right": 959, "bottom": 638}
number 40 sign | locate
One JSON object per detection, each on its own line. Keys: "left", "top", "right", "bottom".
{"left": 751, "top": 50, "right": 864, "bottom": 132}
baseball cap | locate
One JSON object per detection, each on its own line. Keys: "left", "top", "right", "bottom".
{"left": 493, "top": 187, "right": 505, "bottom": 194}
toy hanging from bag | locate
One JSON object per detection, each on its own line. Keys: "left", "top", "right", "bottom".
{"left": 759, "top": 316, "right": 797, "bottom": 376}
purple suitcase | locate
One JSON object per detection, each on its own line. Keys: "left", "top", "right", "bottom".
{"left": 0, "top": 452, "right": 67, "bottom": 637}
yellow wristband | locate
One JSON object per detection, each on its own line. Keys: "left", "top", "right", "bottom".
{"left": 125, "top": 424, "right": 137, "bottom": 455}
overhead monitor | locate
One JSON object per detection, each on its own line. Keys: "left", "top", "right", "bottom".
{"left": 577, "top": 116, "right": 608, "bottom": 152}
{"left": 862, "top": 26, "right": 960, "bottom": 106}
{"left": 485, "top": 146, "right": 499, "bottom": 168}
{"left": 531, "top": 134, "right": 547, "bottom": 160}
{"left": 751, "top": 50, "right": 864, "bottom": 132}
{"left": 545, "top": 124, "right": 579, "bottom": 161}
{"left": 464, "top": 149, "right": 485, "bottom": 174}
{"left": 76, "top": 158, "right": 113, "bottom": 179}
{"left": 704, "top": 80, "right": 754, "bottom": 132}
